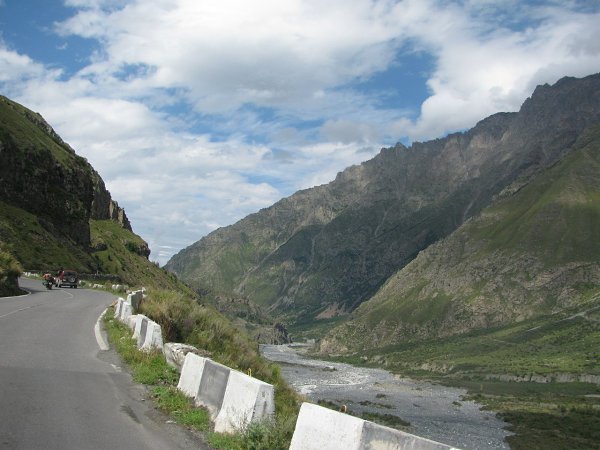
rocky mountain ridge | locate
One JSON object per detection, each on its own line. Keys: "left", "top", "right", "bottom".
{"left": 166, "top": 74, "right": 600, "bottom": 332}
{"left": 320, "top": 123, "right": 600, "bottom": 353}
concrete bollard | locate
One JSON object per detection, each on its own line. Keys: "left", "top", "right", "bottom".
{"left": 114, "top": 297, "right": 125, "bottom": 319}
{"left": 140, "top": 320, "right": 163, "bottom": 352}
{"left": 177, "top": 353, "right": 209, "bottom": 398}
{"left": 176, "top": 354, "right": 275, "bottom": 433}
{"left": 119, "top": 301, "right": 133, "bottom": 323}
{"left": 214, "top": 368, "right": 275, "bottom": 433}
{"left": 290, "top": 403, "right": 459, "bottom": 450}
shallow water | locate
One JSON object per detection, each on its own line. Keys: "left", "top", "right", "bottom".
{"left": 261, "top": 344, "right": 511, "bottom": 450}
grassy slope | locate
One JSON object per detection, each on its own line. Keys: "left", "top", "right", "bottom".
{"left": 89, "top": 219, "right": 192, "bottom": 291}
{"left": 0, "top": 95, "right": 80, "bottom": 166}
{"left": 0, "top": 200, "right": 96, "bottom": 271}
{"left": 325, "top": 125, "right": 600, "bottom": 352}
{"left": 317, "top": 127, "right": 600, "bottom": 450}
{"left": 0, "top": 201, "right": 192, "bottom": 292}
{"left": 325, "top": 300, "right": 600, "bottom": 450}
{"left": 0, "top": 242, "right": 23, "bottom": 296}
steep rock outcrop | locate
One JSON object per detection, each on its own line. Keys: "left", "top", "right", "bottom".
{"left": 167, "top": 74, "right": 600, "bottom": 326}
{"left": 0, "top": 95, "right": 144, "bottom": 257}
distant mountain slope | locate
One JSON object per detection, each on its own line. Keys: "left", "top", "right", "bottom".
{"left": 320, "top": 124, "right": 600, "bottom": 353}
{"left": 0, "top": 95, "right": 182, "bottom": 290}
{"left": 167, "top": 74, "right": 600, "bottom": 327}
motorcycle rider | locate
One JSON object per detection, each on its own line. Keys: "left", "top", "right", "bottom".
{"left": 56, "top": 267, "right": 64, "bottom": 286}
{"left": 42, "top": 271, "right": 55, "bottom": 289}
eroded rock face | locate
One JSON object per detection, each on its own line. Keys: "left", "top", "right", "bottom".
{"left": 0, "top": 95, "right": 142, "bottom": 254}
{"left": 91, "top": 174, "right": 132, "bottom": 231}
{"left": 167, "top": 74, "right": 600, "bottom": 326}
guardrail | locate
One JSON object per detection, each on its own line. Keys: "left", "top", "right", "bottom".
{"left": 111, "top": 291, "right": 460, "bottom": 448}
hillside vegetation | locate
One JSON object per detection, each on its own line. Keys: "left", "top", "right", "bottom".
{"left": 0, "top": 94, "right": 302, "bottom": 448}
{"left": 0, "top": 95, "right": 188, "bottom": 291}
{"left": 320, "top": 125, "right": 600, "bottom": 354}
{"left": 167, "top": 74, "right": 600, "bottom": 335}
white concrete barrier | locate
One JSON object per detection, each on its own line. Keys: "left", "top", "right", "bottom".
{"left": 289, "top": 403, "right": 459, "bottom": 450}
{"left": 290, "top": 403, "right": 365, "bottom": 450}
{"left": 194, "top": 359, "right": 231, "bottom": 418}
{"left": 126, "top": 314, "right": 139, "bottom": 332}
{"left": 214, "top": 368, "right": 275, "bottom": 433}
{"left": 140, "top": 320, "right": 163, "bottom": 352}
{"left": 360, "top": 421, "right": 458, "bottom": 450}
{"left": 119, "top": 301, "right": 133, "bottom": 323}
{"left": 176, "top": 353, "right": 275, "bottom": 433}
{"left": 132, "top": 315, "right": 149, "bottom": 343}
{"left": 177, "top": 353, "right": 209, "bottom": 398}
{"left": 135, "top": 316, "right": 150, "bottom": 347}
{"left": 114, "top": 297, "right": 125, "bottom": 319}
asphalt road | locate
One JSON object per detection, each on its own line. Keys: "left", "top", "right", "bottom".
{"left": 0, "top": 278, "right": 209, "bottom": 450}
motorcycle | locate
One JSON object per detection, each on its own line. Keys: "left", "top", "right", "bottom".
{"left": 42, "top": 275, "right": 55, "bottom": 290}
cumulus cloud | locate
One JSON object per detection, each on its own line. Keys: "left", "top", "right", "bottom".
{"left": 1, "top": 0, "right": 599, "bottom": 264}
{"left": 389, "top": 1, "right": 600, "bottom": 139}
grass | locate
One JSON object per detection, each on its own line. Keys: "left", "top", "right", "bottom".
{"left": 456, "top": 380, "right": 600, "bottom": 450}
{"left": 0, "top": 200, "right": 95, "bottom": 272}
{"left": 322, "top": 305, "right": 600, "bottom": 449}
{"left": 0, "top": 242, "right": 23, "bottom": 296}
{"left": 89, "top": 219, "right": 194, "bottom": 291}
{"left": 104, "top": 294, "right": 302, "bottom": 449}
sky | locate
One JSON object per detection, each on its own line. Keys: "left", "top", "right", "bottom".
{"left": 1, "top": 0, "right": 600, "bottom": 266}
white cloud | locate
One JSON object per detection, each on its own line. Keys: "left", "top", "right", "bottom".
{"left": 391, "top": 2, "right": 600, "bottom": 140}
{"left": 55, "top": 0, "right": 405, "bottom": 113}
{"left": 1, "top": 0, "right": 599, "bottom": 265}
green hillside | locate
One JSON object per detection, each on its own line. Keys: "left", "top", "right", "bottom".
{"left": 167, "top": 74, "right": 600, "bottom": 335}
{"left": 321, "top": 124, "right": 600, "bottom": 354}
{"left": 0, "top": 95, "right": 192, "bottom": 292}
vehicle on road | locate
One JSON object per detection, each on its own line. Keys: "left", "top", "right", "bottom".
{"left": 42, "top": 273, "right": 54, "bottom": 290}
{"left": 59, "top": 270, "right": 79, "bottom": 288}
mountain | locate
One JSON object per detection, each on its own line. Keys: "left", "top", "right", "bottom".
{"left": 320, "top": 123, "right": 600, "bottom": 354}
{"left": 166, "top": 74, "right": 600, "bottom": 333}
{"left": 0, "top": 95, "right": 178, "bottom": 289}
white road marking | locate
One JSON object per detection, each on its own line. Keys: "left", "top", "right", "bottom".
{"left": 95, "top": 308, "right": 110, "bottom": 351}
{"left": 0, "top": 303, "right": 43, "bottom": 319}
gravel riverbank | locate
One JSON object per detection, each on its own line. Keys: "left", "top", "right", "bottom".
{"left": 261, "top": 344, "right": 511, "bottom": 450}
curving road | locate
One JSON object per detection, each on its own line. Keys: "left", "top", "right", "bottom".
{"left": 0, "top": 278, "right": 209, "bottom": 450}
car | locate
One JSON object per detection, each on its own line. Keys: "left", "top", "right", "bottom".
{"left": 59, "top": 270, "right": 79, "bottom": 288}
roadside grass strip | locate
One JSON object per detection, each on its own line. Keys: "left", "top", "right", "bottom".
{"left": 103, "top": 307, "right": 294, "bottom": 449}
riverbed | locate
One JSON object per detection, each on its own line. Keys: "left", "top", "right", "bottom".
{"left": 261, "top": 344, "right": 511, "bottom": 450}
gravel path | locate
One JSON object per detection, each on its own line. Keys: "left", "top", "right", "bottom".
{"left": 261, "top": 344, "right": 511, "bottom": 450}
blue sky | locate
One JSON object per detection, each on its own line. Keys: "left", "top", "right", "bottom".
{"left": 1, "top": 0, "right": 599, "bottom": 265}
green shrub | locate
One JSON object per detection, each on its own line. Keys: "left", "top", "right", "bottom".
{"left": 0, "top": 245, "right": 23, "bottom": 296}
{"left": 107, "top": 290, "right": 302, "bottom": 449}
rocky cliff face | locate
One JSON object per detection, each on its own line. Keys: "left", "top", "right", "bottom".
{"left": 320, "top": 124, "right": 600, "bottom": 353}
{"left": 167, "top": 74, "right": 600, "bottom": 327}
{"left": 0, "top": 95, "right": 144, "bottom": 261}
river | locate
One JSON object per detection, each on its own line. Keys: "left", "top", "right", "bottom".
{"left": 261, "top": 344, "right": 511, "bottom": 450}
